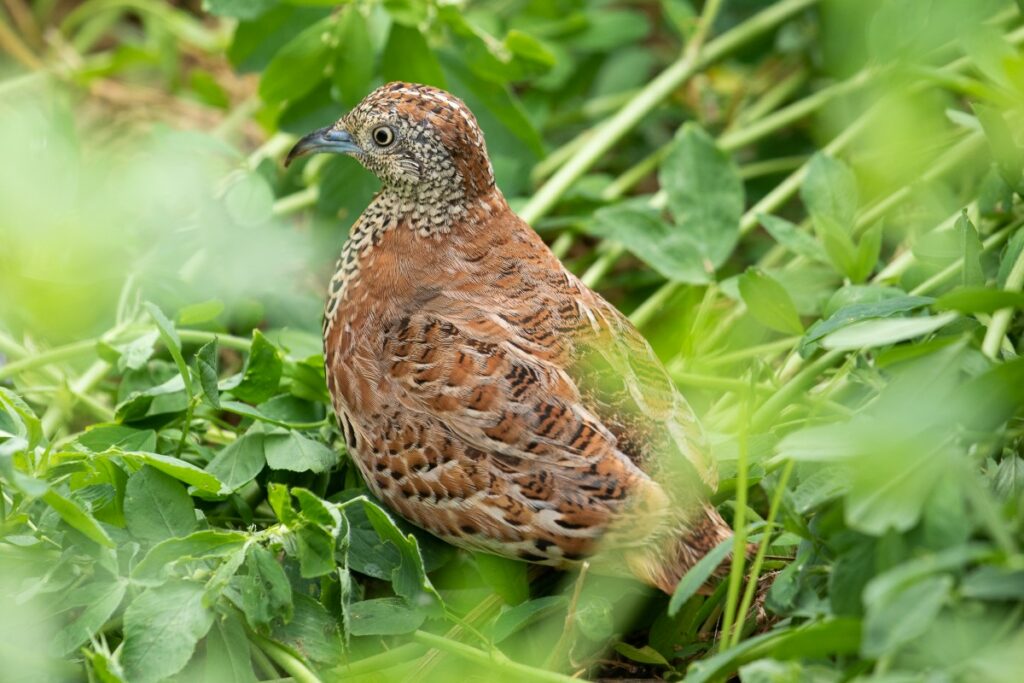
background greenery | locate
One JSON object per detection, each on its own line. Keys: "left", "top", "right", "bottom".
{"left": 2, "top": 0, "right": 1024, "bottom": 681}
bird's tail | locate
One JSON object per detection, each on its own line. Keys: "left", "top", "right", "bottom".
{"left": 625, "top": 503, "right": 742, "bottom": 595}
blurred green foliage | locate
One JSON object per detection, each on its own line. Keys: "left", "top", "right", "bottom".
{"left": 1, "top": 0, "right": 1024, "bottom": 681}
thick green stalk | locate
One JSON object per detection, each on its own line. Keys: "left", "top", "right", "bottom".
{"left": 719, "top": 385, "right": 752, "bottom": 653}
{"left": 981, "top": 239, "right": 1024, "bottom": 359}
{"left": 0, "top": 339, "right": 97, "bottom": 382}
{"left": 250, "top": 634, "right": 322, "bottom": 683}
{"left": 518, "top": 0, "right": 821, "bottom": 225}
{"left": 410, "top": 630, "right": 580, "bottom": 683}
{"left": 729, "top": 460, "right": 794, "bottom": 647}
{"left": 750, "top": 349, "right": 844, "bottom": 432}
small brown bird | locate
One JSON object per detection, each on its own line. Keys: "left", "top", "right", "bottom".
{"left": 286, "top": 82, "right": 733, "bottom": 593}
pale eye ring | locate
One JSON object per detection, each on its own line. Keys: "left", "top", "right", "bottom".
{"left": 372, "top": 125, "right": 395, "bottom": 147}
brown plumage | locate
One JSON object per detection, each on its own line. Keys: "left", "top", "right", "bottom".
{"left": 286, "top": 82, "right": 734, "bottom": 593}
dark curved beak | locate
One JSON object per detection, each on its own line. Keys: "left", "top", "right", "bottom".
{"left": 284, "top": 126, "right": 362, "bottom": 167}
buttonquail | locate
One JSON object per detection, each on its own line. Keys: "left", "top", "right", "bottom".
{"left": 286, "top": 82, "right": 734, "bottom": 593}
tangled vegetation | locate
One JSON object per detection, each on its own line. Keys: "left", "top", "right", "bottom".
{"left": 1, "top": 0, "right": 1023, "bottom": 681}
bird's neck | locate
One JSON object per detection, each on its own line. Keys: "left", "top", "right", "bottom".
{"left": 374, "top": 180, "right": 505, "bottom": 238}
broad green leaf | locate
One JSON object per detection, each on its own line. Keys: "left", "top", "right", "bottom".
{"left": 490, "top": 595, "right": 567, "bottom": 643}
{"left": 229, "top": 330, "right": 283, "bottom": 404}
{"left": 259, "top": 16, "right": 334, "bottom": 104}
{"left": 331, "top": 5, "right": 375, "bottom": 106}
{"left": 574, "top": 595, "right": 614, "bottom": 640}
{"left": 759, "top": 214, "right": 828, "bottom": 263}
{"left": 228, "top": 5, "right": 331, "bottom": 72}
{"left": 474, "top": 553, "right": 528, "bottom": 605}
{"left": 114, "top": 331, "right": 158, "bottom": 372}
{"left": 684, "top": 619, "right": 861, "bottom": 683}
{"left": 820, "top": 312, "right": 959, "bottom": 350}
{"left": 589, "top": 203, "right": 709, "bottom": 283}
{"left": 348, "top": 597, "right": 426, "bottom": 636}
{"left": 862, "top": 575, "right": 952, "bottom": 657}
{"left": 120, "top": 450, "right": 227, "bottom": 494}
{"left": 296, "top": 524, "right": 337, "bottom": 578}
{"left": 206, "top": 432, "right": 267, "bottom": 491}
{"left": 176, "top": 300, "right": 224, "bottom": 326}
{"left": 224, "top": 172, "right": 274, "bottom": 227}
{"left": 122, "top": 581, "right": 215, "bottom": 683}
{"left": 974, "top": 102, "right": 1024, "bottom": 193}
{"left": 960, "top": 566, "right": 1024, "bottom": 600}
{"left": 125, "top": 466, "right": 197, "bottom": 542}
{"left": 264, "top": 431, "right": 338, "bottom": 473}
{"left": 802, "top": 153, "right": 858, "bottom": 233}
{"left": 203, "top": 615, "right": 257, "bottom": 683}
{"left": 41, "top": 489, "right": 115, "bottom": 548}
{"left": 381, "top": 24, "right": 446, "bottom": 88}
{"left": 268, "top": 482, "right": 299, "bottom": 525}
{"left": 738, "top": 268, "right": 804, "bottom": 334}
{"left": 383, "top": 0, "right": 427, "bottom": 26}
{"left": 659, "top": 123, "right": 744, "bottom": 273}
{"left": 238, "top": 544, "right": 293, "bottom": 633}
{"left": 52, "top": 580, "right": 127, "bottom": 655}
{"left": 955, "top": 211, "right": 985, "bottom": 286}
{"left": 668, "top": 537, "right": 733, "bottom": 615}
{"left": 801, "top": 295, "right": 933, "bottom": 354}
{"left": 361, "top": 499, "right": 440, "bottom": 606}
{"left": 193, "top": 340, "right": 219, "bottom": 408}
{"left": 272, "top": 593, "right": 343, "bottom": 665}
{"left": 133, "top": 530, "right": 250, "bottom": 580}
{"left": 845, "top": 447, "right": 946, "bottom": 536}
{"left": 934, "top": 288, "right": 1024, "bottom": 313}
{"left": 78, "top": 426, "right": 156, "bottom": 453}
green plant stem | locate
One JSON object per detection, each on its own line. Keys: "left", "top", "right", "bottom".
{"left": 729, "top": 460, "right": 794, "bottom": 647}
{"left": 981, "top": 238, "right": 1024, "bottom": 359}
{"left": 410, "top": 630, "right": 580, "bottom": 683}
{"left": 518, "top": 0, "right": 821, "bottom": 225}
{"left": 41, "top": 359, "right": 113, "bottom": 436}
{"left": 702, "top": 337, "right": 803, "bottom": 368}
{"left": 250, "top": 634, "right": 321, "bottom": 683}
{"left": 750, "top": 349, "right": 844, "bottom": 432}
{"left": 0, "top": 339, "right": 97, "bottom": 382}
{"left": 332, "top": 644, "right": 428, "bottom": 678}
{"left": 0, "top": 12, "right": 42, "bottom": 68}
{"left": 906, "top": 221, "right": 1017, "bottom": 295}
{"left": 273, "top": 186, "right": 319, "bottom": 216}
{"left": 719, "top": 382, "right": 752, "bottom": 652}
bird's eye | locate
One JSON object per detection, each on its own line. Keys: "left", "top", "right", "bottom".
{"left": 372, "top": 126, "right": 395, "bottom": 147}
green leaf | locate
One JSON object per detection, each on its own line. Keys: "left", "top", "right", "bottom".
{"left": 862, "top": 575, "right": 952, "bottom": 657}
{"left": 589, "top": 203, "right": 710, "bottom": 283}
{"left": 801, "top": 295, "right": 933, "bottom": 354}
{"left": 271, "top": 592, "right": 343, "bottom": 665}
{"left": 125, "top": 465, "right": 197, "bottom": 542}
{"left": 613, "top": 642, "right": 671, "bottom": 667}
{"left": 820, "top": 312, "right": 959, "bottom": 351}
{"left": 120, "top": 450, "right": 227, "bottom": 494}
{"left": 738, "top": 268, "right": 804, "bottom": 334}
{"left": 960, "top": 566, "right": 1024, "bottom": 600}
{"left": 955, "top": 211, "right": 985, "bottom": 286}
{"left": 264, "top": 431, "right": 338, "bottom": 473}
{"left": 203, "top": 615, "right": 257, "bottom": 683}
{"left": 802, "top": 152, "right": 858, "bottom": 232}
{"left": 361, "top": 498, "right": 440, "bottom": 606}
{"left": 193, "top": 340, "right": 220, "bottom": 408}
{"left": 935, "top": 288, "right": 1024, "bottom": 314}
{"left": 145, "top": 302, "right": 193, "bottom": 399}
{"left": 490, "top": 595, "right": 566, "bottom": 643}
{"left": 229, "top": 330, "right": 283, "bottom": 404}
{"left": 224, "top": 172, "right": 274, "bottom": 227}
{"left": 259, "top": 16, "right": 334, "bottom": 104}
{"left": 759, "top": 214, "right": 829, "bottom": 263}
{"left": 474, "top": 553, "right": 528, "bottom": 605}
{"left": 133, "top": 530, "right": 250, "bottom": 580}
{"left": 383, "top": 0, "right": 427, "bottom": 26}
{"left": 121, "top": 581, "right": 216, "bottom": 683}
{"left": 238, "top": 544, "right": 293, "bottom": 633}
{"left": 668, "top": 536, "right": 733, "bottom": 615}
{"left": 331, "top": 5, "right": 375, "bottom": 106}
{"left": 659, "top": 123, "right": 744, "bottom": 273}
{"left": 41, "top": 489, "right": 115, "bottom": 548}
{"left": 204, "top": 0, "right": 277, "bottom": 20}
{"left": 348, "top": 597, "right": 427, "bottom": 636}
{"left": 206, "top": 431, "right": 267, "bottom": 491}
{"left": 381, "top": 24, "right": 446, "bottom": 88}
{"left": 296, "top": 524, "right": 337, "bottom": 578}
{"left": 52, "top": 580, "right": 127, "bottom": 655}
{"left": 176, "top": 300, "right": 225, "bottom": 326}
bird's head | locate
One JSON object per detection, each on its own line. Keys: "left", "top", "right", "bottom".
{"left": 286, "top": 82, "right": 496, "bottom": 204}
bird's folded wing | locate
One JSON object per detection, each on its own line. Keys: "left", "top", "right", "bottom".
{"left": 377, "top": 281, "right": 715, "bottom": 489}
